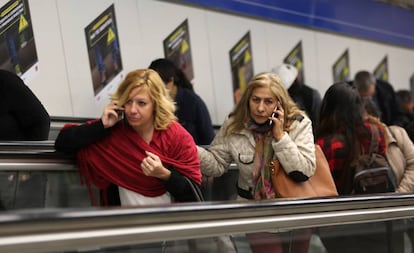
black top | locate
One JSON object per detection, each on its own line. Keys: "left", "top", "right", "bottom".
{"left": 0, "top": 69, "right": 50, "bottom": 140}
{"left": 175, "top": 86, "right": 215, "bottom": 145}
{"left": 374, "top": 79, "right": 405, "bottom": 126}
{"left": 288, "top": 82, "right": 321, "bottom": 134}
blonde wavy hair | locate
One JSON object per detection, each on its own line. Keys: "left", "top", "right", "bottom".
{"left": 111, "top": 69, "right": 177, "bottom": 130}
{"left": 226, "top": 71, "right": 304, "bottom": 135}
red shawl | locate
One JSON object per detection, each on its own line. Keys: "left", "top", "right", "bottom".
{"left": 76, "top": 121, "right": 201, "bottom": 205}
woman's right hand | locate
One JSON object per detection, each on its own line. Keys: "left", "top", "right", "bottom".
{"left": 101, "top": 101, "right": 124, "bottom": 128}
{"left": 271, "top": 101, "right": 285, "bottom": 141}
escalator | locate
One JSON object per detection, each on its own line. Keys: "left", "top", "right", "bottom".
{"left": 0, "top": 118, "right": 413, "bottom": 252}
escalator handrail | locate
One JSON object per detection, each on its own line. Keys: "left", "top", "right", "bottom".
{"left": 0, "top": 194, "right": 413, "bottom": 253}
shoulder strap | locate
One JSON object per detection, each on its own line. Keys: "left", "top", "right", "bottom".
{"left": 369, "top": 124, "right": 379, "bottom": 155}
{"left": 183, "top": 176, "right": 205, "bottom": 202}
{"left": 388, "top": 126, "right": 397, "bottom": 143}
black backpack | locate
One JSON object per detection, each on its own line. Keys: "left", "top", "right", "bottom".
{"left": 353, "top": 124, "right": 396, "bottom": 194}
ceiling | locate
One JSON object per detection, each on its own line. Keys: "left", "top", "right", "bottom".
{"left": 376, "top": 0, "right": 414, "bottom": 10}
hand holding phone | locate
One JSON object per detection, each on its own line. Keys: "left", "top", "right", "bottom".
{"left": 114, "top": 108, "right": 124, "bottom": 119}
{"left": 269, "top": 106, "right": 278, "bottom": 125}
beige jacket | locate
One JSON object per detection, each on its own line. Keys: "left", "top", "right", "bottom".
{"left": 386, "top": 125, "right": 414, "bottom": 193}
{"left": 197, "top": 115, "right": 315, "bottom": 192}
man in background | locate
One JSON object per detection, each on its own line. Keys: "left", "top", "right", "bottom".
{"left": 272, "top": 64, "right": 322, "bottom": 135}
{"left": 395, "top": 89, "right": 414, "bottom": 142}
{"left": 353, "top": 70, "right": 404, "bottom": 126}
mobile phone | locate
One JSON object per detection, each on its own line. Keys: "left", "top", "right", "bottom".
{"left": 269, "top": 106, "right": 278, "bottom": 125}
{"left": 115, "top": 108, "right": 124, "bottom": 119}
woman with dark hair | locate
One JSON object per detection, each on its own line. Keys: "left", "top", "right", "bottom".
{"left": 316, "top": 82, "right": 390, "bottom": 253}
{"left": 316, "top": 82, "right": 387, "bottom": 195}
{"left": 149, "top": 58, "right": 215, "bottom": 145}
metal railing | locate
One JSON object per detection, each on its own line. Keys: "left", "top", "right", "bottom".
{"left": 0, "top": 134, "right": 413, "bottom": 253}
{"left": 0, "top": 141, "right": 75, "bottom": 171}
{"left": 0, "top": 194, "right": 413, "bottom": 253}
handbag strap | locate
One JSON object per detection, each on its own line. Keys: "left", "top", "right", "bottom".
{"left": 387, "top": 126, "right": 400, "bottom": 149}
{"left": 368, "top": 123, "right": 379, "bottom": 155}
{"left": 184, "top": 176, "right": 205, "bottom": 202}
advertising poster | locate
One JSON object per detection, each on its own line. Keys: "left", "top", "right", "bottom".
{"left": 283, "top": 41, "right": 304, "bottom": 83}
{"left": 332, "top": 49, "right": 350, "bottom": 83}
{"left": 163, "top": 19, "right": 194, "bottom": 81}
{"left": 373, "top": 55, "right": 388, "bottom": 82}
{"left": 0, "top": 0, "right": 38, "bottom": 82}
{"left": 85, "top": 4, "right": 123, "bottom": 100}
{"left": 229, "top": 31, "right": 253, "bottom": 104}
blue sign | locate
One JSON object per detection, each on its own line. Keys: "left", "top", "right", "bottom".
{"left": 178, "top": 0, "right": 414, "bottom": 48}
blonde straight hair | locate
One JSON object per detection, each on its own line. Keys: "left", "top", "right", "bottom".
{"left": 225, "top": 72, "right": 304, "bottom": 135}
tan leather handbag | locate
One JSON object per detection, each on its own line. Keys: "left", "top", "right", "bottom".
{"left": 269, "top": 144, "right": 338, "bottom": 198}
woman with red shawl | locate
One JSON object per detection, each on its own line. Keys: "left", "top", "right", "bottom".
{"left": 55, "top": 69, "right": 201, "bottom": 206}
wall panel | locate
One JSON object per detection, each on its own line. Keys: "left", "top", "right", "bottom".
{"left": 1, "top": 0, "right": 413, "bottom": 126}
{"left": 205, "top": 11, "right": 268, "bottom": 122}
{"left": 135, "top": 0, "right": 217, "bottom": 123}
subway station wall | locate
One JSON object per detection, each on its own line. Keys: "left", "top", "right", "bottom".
{"left": 2, "top": 0, "right": 414, "bottom": 125}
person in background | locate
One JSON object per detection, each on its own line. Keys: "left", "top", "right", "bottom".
{"left": 315, "top": 82, "right": 390, "bottom": 253}
{"left": 316, "top": 82, "right": 386, "bottom": 195}
{"left": 353, "top": 70, "right": 376, "bottom": 98}
{"left": 0, "top": 69, "right": 50, "bottom": 140}
{"left": 198, "top": 71, "right": 315, "bottom": 253}
{"left": 353, "top": 70, "right": 404, "bottom": 126}
{"left": 149, "top": 58, "right": 215, "bottom": 145}
{"left": 375, "top": 79, "right": 405, "bottom": 126}
{"left": 362, "top": 96, "right": 414, "bottom": 193}
{"left": 362, "top": 96, "right": 413, "bottom": 253}
{"left": 272, "top": 64, "right": 321, "bottom": 135}
{"left": 55, "top": 69, "right": 201, "bottom": 206}
{"left": 0, "top": 69, "right": 50, "bottom": 210}
{"left": 395, "top": 89, "right": 414, "bottom": 142}
{"left": 352, "top": 71, "right": 383, "bottom": 127}
{"left": 396, "top": 90, "right": 414, "bottom": 122}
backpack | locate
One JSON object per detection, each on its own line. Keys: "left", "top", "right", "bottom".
{"left": 353, "top": 124, "right": 396, "bottom": 194}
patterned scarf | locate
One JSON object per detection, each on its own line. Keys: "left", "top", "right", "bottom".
{"left": 246, "top": 121, "right": 276, "bottom": 200}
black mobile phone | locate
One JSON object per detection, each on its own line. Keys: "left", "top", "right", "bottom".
{"left": 269, "top": 106, "right": 278, "bottom": 125}
{"left": 115, "top": 109, "right": 124, "bottom": 119}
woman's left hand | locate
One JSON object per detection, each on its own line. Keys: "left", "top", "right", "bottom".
{"left": 141, "top": 151, "right": 171, "bottom": 180}
{"left": 270, "top": 101, "right": 285, "bottom": 141}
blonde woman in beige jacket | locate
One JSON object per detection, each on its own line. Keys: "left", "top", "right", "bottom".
{"left": 197, "top": 71, "right": 315, "bottom": 253}
{"left": 197, "top": 72, "right": 315, "bottom": 201}
{"left": 385, "top": 125, "right": 414, "bottom": 193}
